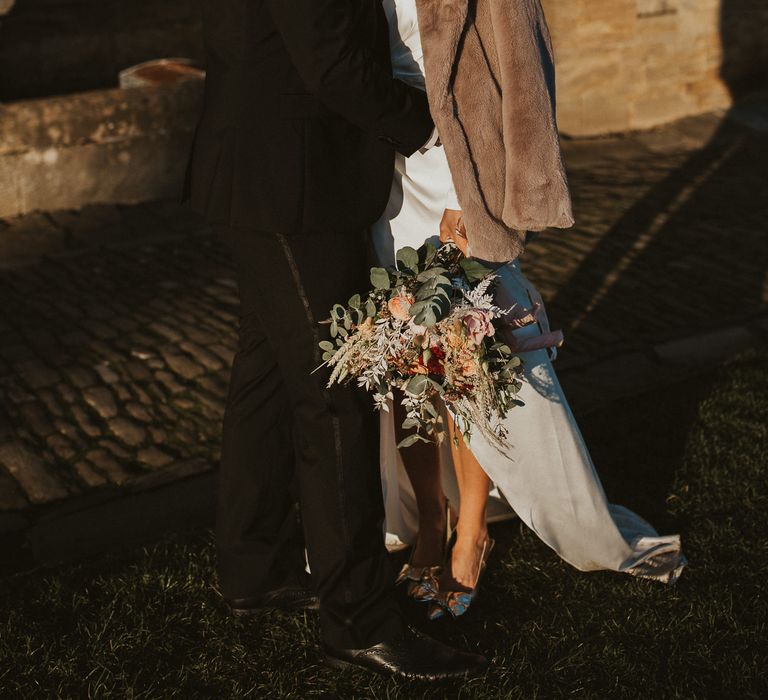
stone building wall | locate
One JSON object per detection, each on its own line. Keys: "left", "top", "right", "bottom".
{"left": 543, "top": 0, "right": 768, "bottom": 136}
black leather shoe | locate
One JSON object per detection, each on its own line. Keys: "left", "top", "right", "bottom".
{"left": 226, "top": 585, "right": 320, "bottom": 615}
{"left": 322, "top": 627, "right": 488, "bottom": 680}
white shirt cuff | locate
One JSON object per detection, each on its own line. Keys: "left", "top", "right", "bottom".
{"left": 420, "top": 126, "right": 440, "bottom": 152}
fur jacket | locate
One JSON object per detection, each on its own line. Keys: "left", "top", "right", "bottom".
{"left": 415, "top": 0, "right": 574, "bottom": 262}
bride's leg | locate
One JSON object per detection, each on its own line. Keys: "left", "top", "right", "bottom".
{"left": 447, "top": 417, "right": 490, "bottom": 589}
{"left": 393, "top": 392, "right": 448, "bottom": 567}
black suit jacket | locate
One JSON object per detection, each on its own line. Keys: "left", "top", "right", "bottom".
{"left": 185, "top": 0, "right": 434, "bottom": 235}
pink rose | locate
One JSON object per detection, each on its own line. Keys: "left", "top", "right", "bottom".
{"left": 462, "top": 309, "right": 496, "bottom": 345}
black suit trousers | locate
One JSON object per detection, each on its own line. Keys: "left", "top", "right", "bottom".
{"left": 216, "top": 225, "right": 402, "bottom": 649}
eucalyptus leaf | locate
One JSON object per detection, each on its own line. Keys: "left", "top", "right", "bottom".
{"left": 416, "top": 266, "right": 448, "bottom": 282}
{"left": 397, "top": 433, "right": 429, "bottom": 449}
{"left": 432, "top": 298, "right": 450, "bottom": 322}
{"left": 370, "top": 267, "right": 391, "bottom": 289}
{"left": 404, "top": 374, "right": 428, "bottom": 395}
{"left": 348, "top": 293, "right": 361, "bottom": 309}
{"left": 319, "top": 341, "right": 335, "bottom": 351}
{"left": 459, "top": 258, "right": 493, "bottom": 282}
{"left": 409, "top": 300, "right": 431, "bottom": 316}
{"left": 416, "top": 286, "right": 438, "bottom": 302}
{"left": 422, "top": 243, "right": 438, "bottom": 268}
{"left": 396, "top": 246, "right": 420, "bottom": 273}
{"left": 365, "top": 299, "right": 377, "bottom": 317}
{"left": 423, "top": 401, "right": 438, "bottom": 419}
{"left": 414, "top": 306, "right": 437, "bottom": 327}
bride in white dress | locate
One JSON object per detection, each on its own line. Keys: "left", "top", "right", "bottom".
{"left": 372, "top": 0, "right": 685, "bottom": 619}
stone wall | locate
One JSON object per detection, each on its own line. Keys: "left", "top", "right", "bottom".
{"left": 543, "top": 0, "right": 768, "bottom": 136}
{"left": 0, "top": 81, "right": 202, "bottom": 218}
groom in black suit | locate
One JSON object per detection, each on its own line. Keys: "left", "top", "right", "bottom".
{"left": 185, "top": 0, "right": 486, "bottom": 679}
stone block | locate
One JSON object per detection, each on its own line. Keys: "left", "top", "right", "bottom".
{"left": 73, "top": 460, "right": 108, "bottom": 488}
{"left": 83, "top": 387, "right": 118, "bottom": 420}
{"left": 0, "top": 441, "right": 69, "bottom": 503}
{"left": 85, "top": 449, "right": 132, "bottom": 485}
{"left": 108, "top": 418, "right": 146, "bottom": 447}
{"left": 137, "top": 447, "right": 174, "bottom": 470}
{"left": 0, "top": 81, "right": 203, "bottom": 220}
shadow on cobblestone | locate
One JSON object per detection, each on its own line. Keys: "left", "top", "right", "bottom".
{"left": 0, "top": 230, "right": 238, "bottom": 530}
{"left": 1, "top": 107, "right": 767, "bottom": 568}
{"left": 543, "top": 117, "right": 767, "bottom": 364}
{"left": 537, "top": 3, "right": 768, "bottom": 365}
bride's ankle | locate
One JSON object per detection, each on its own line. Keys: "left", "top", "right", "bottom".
{"left": 455, "top": 524, "right": 488, "bottom": 549}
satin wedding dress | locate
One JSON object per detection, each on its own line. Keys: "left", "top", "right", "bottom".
{"left": 371, "top": 0, "right": 685, "bottom": 583}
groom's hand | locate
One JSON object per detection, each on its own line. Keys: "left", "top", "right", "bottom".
{"left": 439, "top": 209, "right": 469, "bottom": 256}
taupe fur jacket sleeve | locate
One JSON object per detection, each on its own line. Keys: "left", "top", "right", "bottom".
{"left": 415, "top": 0, "right": 574, "bottom": 262}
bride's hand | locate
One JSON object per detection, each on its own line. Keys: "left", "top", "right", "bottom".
{"left": 439, "top": 209, "right": 469, "bottom": 256}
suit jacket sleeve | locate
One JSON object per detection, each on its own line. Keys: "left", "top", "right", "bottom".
{"left": 267, "top": 0, "right": 434, "bottom": 156}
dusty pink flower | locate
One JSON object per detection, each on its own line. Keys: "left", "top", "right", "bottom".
{"left": 388, "top": 293, "right": 414, "bottom": 322}
{"left": 462, "top": 309, "right": 496, "bottom": 345}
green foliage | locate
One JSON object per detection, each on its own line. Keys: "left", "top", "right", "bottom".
{"left": 396, "top": 433, "right": 430, "bottom": 449}
{"left": 370, "top": 267, "right": 391, "bottom": 290}
{"left": 403, "top": 374, "right": 428, "bottom": 396}
{"left": 316, "top": 242, "right": 526, "bottom": 447}
{"left": 459, "top": 258, "right": 493, "bottom": 283}
{"left": 395, "top": 246, "right": 420, "bottom": 273}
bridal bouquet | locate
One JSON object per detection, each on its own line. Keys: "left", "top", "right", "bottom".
{"left": 319, "top": 242, "right": 551, "bottom": 449}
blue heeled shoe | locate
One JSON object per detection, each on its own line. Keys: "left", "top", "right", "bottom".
{"left": 427, "top": 538, "right": 495, "bottom": 620}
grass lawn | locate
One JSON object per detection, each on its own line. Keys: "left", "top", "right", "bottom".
{"left": 1, "top": 347, "right": 766, "bottom": 699}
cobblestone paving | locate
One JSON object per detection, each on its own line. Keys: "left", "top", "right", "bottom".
{"left": 527, "top": 112, "right": 768, "bottom": 366}
{"left": 0, "top": 213, "right": 236, "bottom": 511}
{"left": 1, "top": 111, "right": 766, "bottom": 516}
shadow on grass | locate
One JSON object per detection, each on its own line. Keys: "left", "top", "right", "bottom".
{"left": 1, "top": 346, "right": 766, "bottom": 698}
